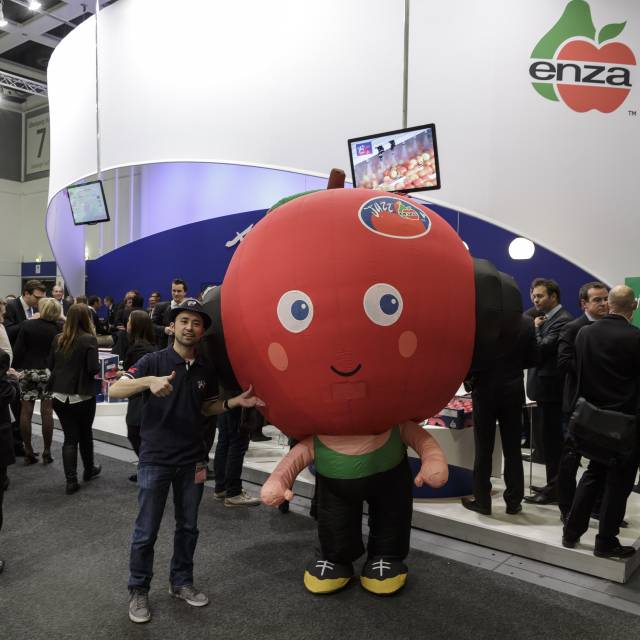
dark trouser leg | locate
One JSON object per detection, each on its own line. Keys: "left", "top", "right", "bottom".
{"left": 317, "top": 474, "right": 365, "bottom": 565}
{"left": 127, "top": 424, "right": 141, "bottom": 457}
{"left": 53, "top": 398, "right": 80, "bottom": 481}
{"left": 170, "top": 465, "right": 205, "bottom": 587}
{"left": 596, "top": 455, "right": 639, "bottom": 550}
{"left": 128, "top": 465, "right": 173, "bottom": 591}
{"left": 496, "top": 399, "right": 525, "bottom": 509}
{"left": 470, "top": 392, "right": 497, "bottom": 509}
{"left": 76, "top": 399, "right": 97, "bottom": 474}
{"left": 556, "top": 440, "right": 582, "bottom": 517}
{"left": 11, "top": 397, "right": 23, "bottom": 452}
{"left": 564, "top": 459, "right": 606, "bottom": 540}
{"left": 213, "top": 412, "right": 230, "bottom": 492}
{"left": 366, "top": 460, "right": 413, "bottom": 560}
{"left": 540, "top": 402, "right": 563, "bottom": 491}
{"left": 223, "top": 407, "right": 250, "bottom": 497}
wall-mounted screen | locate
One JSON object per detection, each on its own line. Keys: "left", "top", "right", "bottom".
{"left": 67, "top": 180, "right": 110, "bottom": 225}
{"left": 348, "top": 123, "right": 440, "bottom": 193}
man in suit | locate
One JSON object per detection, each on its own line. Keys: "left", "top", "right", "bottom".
{"left": 562, "top": 286, "right": 640, "bottom": 558}
{"left": 3, "top": 279, "right": 46, "bottom": 456}
{"left": 152, "top": 279, "right": 188, "bottom": 348}
{"left": 555, "top": 282, "right": 609, "bottom": 521}
{"left": 462, "top": 315, "right": 538, "bottom": 516}
{"left": 52, "top": 284, "right": 71, "bottom": 317}
{"left": 524, "top": 278, "right": 573, "bottom": 505}
{"left": 3, "top": 279, "right": 46, "bottom": 346}
{"left": 146, "top": 292, "right": 161, "bottom": 316}
{"left": 104, "top": 296, "right": 116, "bottom": 331}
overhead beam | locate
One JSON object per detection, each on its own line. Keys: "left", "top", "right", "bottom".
{"left": 0, "top": 68, "right": 47, "bottom": 96}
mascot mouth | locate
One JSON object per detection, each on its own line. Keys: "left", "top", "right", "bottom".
{"left": 330, "top": 364, "right": 362, "bottom": 377}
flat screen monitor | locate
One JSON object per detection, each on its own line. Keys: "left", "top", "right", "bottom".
{"left": 348, "top": 123, "right": 440, "bottom": 194}
{"left": 67, "top": 180, "right": 110, "bottom": 225}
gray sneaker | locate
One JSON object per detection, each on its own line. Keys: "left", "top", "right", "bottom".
{"left": 213, "top": 489, "right": 226, "bottom": 501}
{"left": 128, "top": 589, "right": 151, "bottom": 623}
{"left": 224, "top": 489, "right": 261, "bottom": 508}
{"left": 169, "top": 584, "right": 209, "bottom": 607}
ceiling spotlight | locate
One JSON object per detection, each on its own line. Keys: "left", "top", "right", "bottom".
{"left": 0, "top": 1, "right": 8, "bottom": 27}
{"left": 28, "top": 0, "right": 42, "bottom": 11}
{"left": 508, "top": 237, "right": 535, "bottom": 260}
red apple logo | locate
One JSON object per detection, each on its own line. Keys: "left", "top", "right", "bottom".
{"left": 556, "top": 40, "right": 636, "bottom": 113}
{"left": 530, "top": 1, "right": 636, "bottom": 114}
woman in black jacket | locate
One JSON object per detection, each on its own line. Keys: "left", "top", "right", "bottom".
{"left": 49, "top": 304, "right": 101, "bottom": 495}
{"left": 13, "top": 298, "right": 61, "bottom": 465}
{"left": 121, "top": 310, "right": 157, "bottom": 481}
{"left": 0, "top": 348, "right": 19, "bottom": 574}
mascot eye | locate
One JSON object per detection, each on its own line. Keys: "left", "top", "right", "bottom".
{"left": 363, "top": 283, "right": 403, "bottom": 326}
{"left": 277, "top": 290, "right": 314, "bottom": 333}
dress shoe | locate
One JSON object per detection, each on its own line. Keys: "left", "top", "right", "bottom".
{"left": 524, "top": 493, "right": 558, "bottom": 505}
{"left": 128, "top": 473, "right": 138, "bottom": 483}
{"left": 529, "top": 484, "right": 548, "bottom": 494}
{"left": 461, "top": 498, "right": 491, "bottom": 516}
{"left": 506, "top": 504, "right": 522, "bottom": 515}
{"left": 65, "top": 481, "right": 80, "bottom": 495}
{"left": 562, "top": 536, "right": 579, "bottom": 549}
{"left": 23, "top": 452, "right": 39, "bottom": 466}
{"left": 42, "top": 452, "right": 54, "bottom": 465}
{"left": 632, "top": 483, "right": 640, "bottom": 494}
{"left": 83, "top": 465, "right": 102, "bottom": 482}
{"left": 594, "top": 544, "right": 636, "bottom": 559}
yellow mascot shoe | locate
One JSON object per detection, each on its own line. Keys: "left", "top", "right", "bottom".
{"left": 360, "top": 557, "right": 408, "bottom": 595}
{"left": 303, "top": 559, "right": 353, "bottom": 594}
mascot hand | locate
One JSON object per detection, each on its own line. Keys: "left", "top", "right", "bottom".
{"left": 261, "top": 476, "right": 294, "bottom": 507}
{"left": 415, "top": 460, "right": 449, "bottom": 489}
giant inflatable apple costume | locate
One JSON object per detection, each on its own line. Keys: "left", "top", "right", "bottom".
{"left": 203, "top": 170, "right": 521, "bottom": 595}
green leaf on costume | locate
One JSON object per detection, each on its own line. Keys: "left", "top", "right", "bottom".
{"left": 598, "top": 21, "right": 626, "bottom": 45}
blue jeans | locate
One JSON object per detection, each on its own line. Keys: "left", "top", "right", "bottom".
{"left": 213, "top": 408, "right": 250, "bottom": 498}
{"left": 128, "top": 464, "right": 204, "bottom": 591}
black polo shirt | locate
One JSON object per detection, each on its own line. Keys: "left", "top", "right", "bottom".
{"left": 124, "top": 346, "right": 219, "bottom": 466}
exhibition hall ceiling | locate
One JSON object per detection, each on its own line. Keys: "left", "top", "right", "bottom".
{"left": 0, "top": 0, "right": 118, "bottom": 108}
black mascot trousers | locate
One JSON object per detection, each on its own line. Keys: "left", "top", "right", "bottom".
{"left": 316, "top": 458, "right": 413, "bottom": 565}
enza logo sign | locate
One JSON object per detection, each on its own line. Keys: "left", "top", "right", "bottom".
{"left": 530, "top": 0, "right": 636, "bottom": 113}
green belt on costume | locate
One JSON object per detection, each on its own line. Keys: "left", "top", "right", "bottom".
{"left": 313, "top": 427, "right": 406, "bottom": 480}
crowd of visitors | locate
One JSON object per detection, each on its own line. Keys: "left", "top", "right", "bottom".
{"left": 1, "top": 274, "right": 639, "bottom": 621}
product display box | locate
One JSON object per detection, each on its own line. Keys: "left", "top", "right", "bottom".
{"left": 97, "top": 351, "right": 120, "bottom": 380}
{"left": 426, "top": 395, "right": 473, "bottom": 430}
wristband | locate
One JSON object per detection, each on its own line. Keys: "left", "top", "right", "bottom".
{"left": 223, "top": 399, "right": 231, "bottom": 411}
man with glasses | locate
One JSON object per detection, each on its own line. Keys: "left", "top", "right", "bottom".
{"left": 4, "top": 280, "right": 46, "bottom": 345}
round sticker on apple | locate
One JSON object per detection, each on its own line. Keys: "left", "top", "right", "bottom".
{"left": 358, "top": 196, "right": 431, "bottom": 239}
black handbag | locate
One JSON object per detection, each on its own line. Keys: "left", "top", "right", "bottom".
{"left": 568, "top": 397, "right": 636, "bottom": 466}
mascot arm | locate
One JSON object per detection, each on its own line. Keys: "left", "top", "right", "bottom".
{"left": 260, "top": 437, "right": 315, "bottom": 507}
{"left": 399, "top": 422, "right": 449, "bottom": 488}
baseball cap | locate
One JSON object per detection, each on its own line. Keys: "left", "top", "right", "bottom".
{"left": 169, "top": 298, "right": 212, "bottom": 330}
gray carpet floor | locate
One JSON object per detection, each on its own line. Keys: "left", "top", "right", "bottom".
{"left": 0, "top": 438, "right": 638, "bottom": 640}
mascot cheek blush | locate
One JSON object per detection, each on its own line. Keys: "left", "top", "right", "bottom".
{"left": 217, "top": 181, "right": 517, "bottom": 596}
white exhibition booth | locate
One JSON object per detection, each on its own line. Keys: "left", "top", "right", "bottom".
{"left": 43, "top": 0, "right": 640, "bottom": 582}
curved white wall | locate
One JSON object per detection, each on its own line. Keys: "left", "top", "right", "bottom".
{"left": 47, "top": 0, "right": 640, "bottom": 289}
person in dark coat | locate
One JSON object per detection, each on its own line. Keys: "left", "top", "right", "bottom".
{"left": 524, "top": 278, "right": 573, "bottom": 504}
{"left": 121, "top": 310, "right": 157, "bottom": 481}
{"left": 563, "top": 286, "right": 640, "bottom": 558}
{"left": 555, "top": 282, "right": 609, "bottom": 521}
{"left": 462, "top": 315, "right": 538, "bottom": 515}
{"left": 49, "top": 304, "right": 101, "bottom": 495}
{"left": 13, "top": 298, "right": 61, "bottom": 465}
{"left": 0, "top": 348, "right": 19, "bottom": 574}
